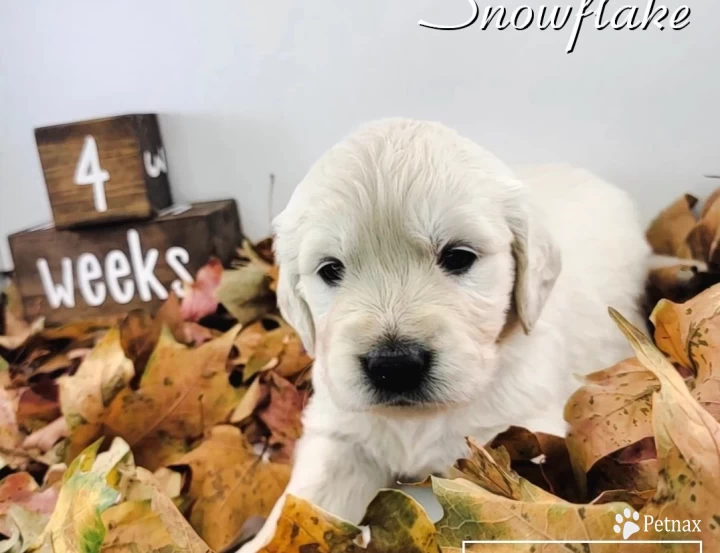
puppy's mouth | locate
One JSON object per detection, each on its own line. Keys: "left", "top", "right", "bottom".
{"left": 370, "top": 389, "right": 441, "bottom": 410}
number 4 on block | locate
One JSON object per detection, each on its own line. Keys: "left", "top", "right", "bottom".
{"left": 35, "top": 114, "right": 173, "bottom": 229}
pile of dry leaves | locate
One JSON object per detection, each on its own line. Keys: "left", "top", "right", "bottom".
{"left": 1, "top": 192, "right": 720, "bottom": 553}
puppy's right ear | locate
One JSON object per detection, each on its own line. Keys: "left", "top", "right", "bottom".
{"left": 504, "top": 186, "right": 562, "bottom": 334}
{"left": 275, "top": 264, "right": 315, "bottom": 356}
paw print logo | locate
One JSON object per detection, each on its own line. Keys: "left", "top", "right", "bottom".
{"left": 614, "top": 508, "right": 641, "bottom": 540}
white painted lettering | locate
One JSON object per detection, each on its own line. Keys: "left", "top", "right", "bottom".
{"left": 105, "top": 249, "right": 135, "bottom": 304}
{"left": 76, "top": 253, "right": 106, "bottom": 306}
{"left": 127, "top": 229, "right": 168, "bottom": 301}
{"left": 143, "top": 147, "right": 168, "bottom": 178}
{"left": 166, "top": 246, "right": 193, "bottom": 298}
{"left": 36, "top": 258, "right": 75, "bottom": 308}
{"left": 74, "top": 135, "right": 110, "bottom": 212}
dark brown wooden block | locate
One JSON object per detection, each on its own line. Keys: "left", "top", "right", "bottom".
{"left": 35, "top": 114, "right": 173, "bottom": 229}
{"left": 9, "top": 200, "right": 241, "bottom": 324}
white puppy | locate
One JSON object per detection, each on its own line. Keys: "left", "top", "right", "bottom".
{"left": 239, "top": 118, "right": 649, "bottom": 551}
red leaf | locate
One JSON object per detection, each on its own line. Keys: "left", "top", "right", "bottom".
{"left": 180, "top": 258, "right": 223, "bottom": 322}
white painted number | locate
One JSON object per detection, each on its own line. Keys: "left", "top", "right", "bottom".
{"left": 144, "top": 147, "right": 167, "bottom": 178}
{"left": 74, "top": 135, "right": 110, "bottom": 212}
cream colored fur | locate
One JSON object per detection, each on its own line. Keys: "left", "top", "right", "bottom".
{"left": 238, "top": 119, "right": 650, "bottom": 551}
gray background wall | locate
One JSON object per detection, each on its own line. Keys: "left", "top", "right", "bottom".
{"left": 1, "top": 0, "right": 719, "bottom": 270}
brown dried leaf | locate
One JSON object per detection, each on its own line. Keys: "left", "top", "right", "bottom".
{"left": 274, "top": 332, "right": 312, "bottom": 380}
{"left": 230, "top": 377, "right": 268, "bottom": 424}
{"left": 433, "top": 475, "right": 628, "bottom": 551}
{"left": 7, "top": 320, "right": 111, "bottom": 387}
{"left": 454, "top": 438, "right": 558, "bottom": 503}
{"left": 119, "top": 310, "right": 161, "bottom": 382}
{"left": 250, "top": 238, "right": 275, "bottom": 266}
{"left": 646, "top": 194, "right": 698, "bottom": 258}
{"left": 590, "top": 488, "right": 655, "bottom": 512}
{"left": 257, "top": 373, "right": 307, "bottom": 463}
{"left": 170, "top": 425, "right": 289, "bottom": 552}
{"left": 644, "top": 265, "right": 720, "bottom": 315}
{"left": 0, "top": 318, "right": 44, "bottom": 353}
{"left": 60, "top": 327, "right": 134, "bottom": 458}
{"left": 610, "top": 308, "right": 720, "bottom": 547}
{"left": 651, "top": 284, "right": 720, "bottom": 380}
{"left": 257, "top": 490, "right": 437, "bottom": 553}
{"left": 585, "top": 448, "right": 658, "bottom": 502}
{"left": 687, "top": 187, "right": 720, "bottom": 264}
{"left": 16, "top": 382, "right": 61, "bottom": 432}
{"left": 217, "top": 246, "right": 275, "bottom": 326}
{"left": 267, "top": 265, "right": 279, "bottom": 293}
{"left": 95, "top": 326, "right": 244, "bottom": 470}
{"left": 693, "top": 374, "right": 720, "bottom": 422}
{"left": 565, "top": 358, "right": 658, "bottom": 485}
{"left": 489, "top": 426, "right": 581, "bottom": 503}
{"left": 101, "top": 467, "right": 211, "bottom": 553}
{"left": 0, "top": 387, "right": 24, "bottom": 470}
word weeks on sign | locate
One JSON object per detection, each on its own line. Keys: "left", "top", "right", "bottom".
{"left": 36, "top": 229, "right": 192, "bottom": 309}
{"left": 9, "top": 200, "right": 242, "bottom": 324}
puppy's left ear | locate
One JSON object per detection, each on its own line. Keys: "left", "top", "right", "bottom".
{"left": 507, "top": 198, "right": 562, "bottom": 334}
{"left": 275, "top": 263, "right": 316, "bottom": 357}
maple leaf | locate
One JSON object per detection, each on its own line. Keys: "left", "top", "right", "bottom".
{"left": 488, "top": 427, "right": 581, "bottom": 502}
{"left": 434, "top": 464, "right": 628, "bottom": 552}
{"left": 565, "top": 358, "right": 659, "bottom": 494}
{"left": 168, "top": 425, "right": 289, "bottom": 552}
{"left": 686, "top": 187, "right": 720, "bottom": 264}
{"left": 91, "top": 325, "right": 243, "bottom": 470}
{"left": 101, "top": 467, "right": 211, "bottom": 553}
{"left": 645, "top": 194, "right": 698, "bottom": 259}
{"left": 181, "top": 258, "right": 223, "bottom": 323}
{"left": 217, "top": 240, "right": 276, "bottom": 325}
{"left": 28, "top": 440, "right": 122, "bottom": 553}
{"left": 257, "top": 490, "right": 437, "bottom": 553}
{"left": 59, "top": 327, "right": 134, "bottom": 461}
{"left": 0, "top": 387, "right": 25, "bottom": 470}
{"left": 610, "top": 308, "right": 720, "bottom": 549}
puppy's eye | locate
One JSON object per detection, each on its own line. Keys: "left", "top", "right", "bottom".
{"left": 438, "top": 247, "right": 477, "bottom": 275}
{"left": 317, "top": 259, "right": 345, "bottom": 286}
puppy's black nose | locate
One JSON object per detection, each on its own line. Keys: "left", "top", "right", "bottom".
{"left": 360, "top": 340, "right": 433, "bottom": 396}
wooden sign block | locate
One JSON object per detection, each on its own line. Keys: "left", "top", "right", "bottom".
{"left": 9, "top": 201, "right": 241, "bottom": 324}
{"left": 35, "top": 114, "right": 173, "bottom": 229}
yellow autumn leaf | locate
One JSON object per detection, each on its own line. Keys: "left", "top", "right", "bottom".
{"left": 101, "top": 467, "right": 211, "bottom": 553}
{"left": 29, "top": 440, "right": 121, "bottom": 553}
{"left": 67, "top": 325, "right": 243, "bottom": 470}
{"left": 564, "top": 358, "right": 658, "bottom": 492}
{"left": 169, "top": 425, "right": 289, "bottom": 552}
{"left": 650, "top": 284, "right": 720, "bottom": 377}
{"left": 609, "top": 308, "right": 720, "bottom": 549}
{"left": 258, "top": 490, "right": 437, "bottom": 553}
{"left": 59, "top": 327, "right": 134, "bottom": 460}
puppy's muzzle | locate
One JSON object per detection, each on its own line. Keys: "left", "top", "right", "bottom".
{"left": 359, "top": 338, "right": 434, "bottom": 403}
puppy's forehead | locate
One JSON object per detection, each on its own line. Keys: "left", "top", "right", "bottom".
{"left": 291, "top": 120, "right": 518, "bottom": 257}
